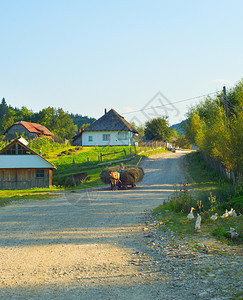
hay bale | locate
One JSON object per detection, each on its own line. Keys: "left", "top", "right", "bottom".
{"left": 120, "top": 167, "right": 144, "bottom": 186}
{"left": 100, "top": 166, "right": 144, "bottom": 185}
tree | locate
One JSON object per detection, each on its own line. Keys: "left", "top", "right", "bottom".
{"left": 51, "top": 108, "right": 77, "bottom": 140}
{"left": 0, "top": 98, "right": 9, "bottom": 118}
{"left": 136, "top": 125, "right": 145, "bottom": 137}
{"left": 185, "top": 79, "right": 243, "bottom": 175}
{"left": 81, "top": 123, "right": 90, "bottom": 130}
{"left": 130, "top": 121, "right": 144, "bottom": 137}
{"left": 145, "top": 117, "right": 172, "bottom": 141}
{"left": 2, "top": 109, "right": 17, "bottom": 132}
{"left": 19, "top": 106, "right": 33, "bottom": 122}
{"left": 35, "top": 107, "right": 77, "bottom": 139}
{"left": 185, "top": 111, "right": 204, "bottom": 145}
{"left": 175, "top": 135, "right": 191, "bottom": 149}
{"left": 0, "top": 98, "right": 9, "bottom": 133}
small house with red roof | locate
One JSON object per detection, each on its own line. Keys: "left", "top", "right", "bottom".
{"left": 0, "top": 137, "right": 56, "bottom": 189}
{"left": 4, "top": 121, "right": 53, "bottom": 141}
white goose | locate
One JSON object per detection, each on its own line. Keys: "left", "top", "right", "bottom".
{"left": 229, "top": 227, "right": 239, "bottom": 239}
{"left": 228, "top": 208, "right": 237, "bottom": 218}
{"left": 210, "top": 213, "right": 218, "bottom": 222}
{"left": 187, "top": 207, "right": 195, "bottom": 222}
{"left": 221, "top": 209, "right": 229, "bottom": 220}
{"left": 195, "top": 213, "right": 202, "bottom": 232}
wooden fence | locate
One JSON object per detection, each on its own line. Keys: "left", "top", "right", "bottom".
{"left": 100, "top": 149, "right": 127, "bottom": 163}
{"left": 201, "top": 152, "right": 241, "bottom": 183}
{"left": 137, "top": 141, "right": 165, "bottom": 154}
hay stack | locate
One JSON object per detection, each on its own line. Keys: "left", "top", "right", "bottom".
{"left": 100, "top": 166, "right": 144, "bottom": 186}
{"left": 120, "top": 167, "right": 144, "bottom": 186}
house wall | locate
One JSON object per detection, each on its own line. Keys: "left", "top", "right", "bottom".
{"left": 80, "top": 131, "right": 136, "bottom": 146}
{"left": 5, "top": 125, "right": 37, "bottom": 141}
{"left": 72, "top": 134, "right": 82, "bottom": 146}
{"left": 0, "top": 168, "right": 52, "bottom": 189}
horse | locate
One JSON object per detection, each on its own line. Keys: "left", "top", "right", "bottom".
{"left": 109, "top": 171, "right": 120, "bottom": 191}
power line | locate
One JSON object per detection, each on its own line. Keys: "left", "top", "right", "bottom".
{"left": 217, "top": 94, "right": 243, "bottom": 111}
{"left": 122, "top": 91, "right": 220, "bottom": 115}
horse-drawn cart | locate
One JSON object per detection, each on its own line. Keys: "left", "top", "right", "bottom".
{"left": 100, "top": 166, "right": 144, "bottom": 190}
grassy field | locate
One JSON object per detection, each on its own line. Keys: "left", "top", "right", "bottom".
{"left": 153, "top": 151, "right": 242, "bottom": 245}
{"left": 0, "top": 144, "right": 167, "bottom": 206}
{"left": 50, "top": 145, "right": 136, "bottom": 172}
{"left": 0, "top": 186, "right": 63, "bottom": 207}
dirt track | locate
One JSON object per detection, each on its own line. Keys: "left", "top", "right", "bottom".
{"left": 0, "top": 152, "right": 242, "bottom": 299}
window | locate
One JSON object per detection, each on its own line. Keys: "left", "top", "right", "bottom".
{"left": 118, "top": 132, "right": 128, "bottom": 140}
{"left": 103, "top": 134, "right": 110, "bottom": 141}
{"left": 88, "top": 136, "right": 93, "bottom": 142}
{"left": 36, "top": 170, "right": 44, "bottom": 178}
{"left": 2, "top": 143, "right": 32, "bottom": 155}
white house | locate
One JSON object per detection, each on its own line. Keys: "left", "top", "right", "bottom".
{"left": 72, "top": 109, "right": 139, "bottom": 146}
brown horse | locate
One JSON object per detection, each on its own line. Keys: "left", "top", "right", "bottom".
{"left": 109, "top": 171, "right": 120, "bottom": 191}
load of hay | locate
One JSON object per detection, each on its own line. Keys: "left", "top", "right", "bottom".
{"left": 100, "top": 166, "right": 144, "bottom": 187}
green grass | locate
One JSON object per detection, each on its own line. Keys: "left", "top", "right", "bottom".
{"left": 49, "top": 145, "right": 137, "bottom": 172}
{"left": 186, "top": 152, "right": 242, "bottom": 209}
{"left": 152, "top": 151, "right": 243, "bottom": 245}
{"left": 0, "top": 186, "right": 63, "bottom": 207}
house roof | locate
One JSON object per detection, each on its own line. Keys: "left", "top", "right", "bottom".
{"left": 0, "top": 155, "right": 56, "bottom": 169}
{"left": 5, "top": 121, "right": 53, "bottom": 136}
{"left": 0, "top": 137, "right": 56, "bottom": 169}
{"left": 84, "top": 109, "right": 139, "bottom": 133}
{"left": 0, "top": 137, "right": 35, "bottom": 155}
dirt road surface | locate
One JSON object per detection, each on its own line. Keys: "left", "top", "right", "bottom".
{"left": 0, "top": 152, "right": 242, "bottom": 299}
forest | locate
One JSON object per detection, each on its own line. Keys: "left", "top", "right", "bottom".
{"left": 0, "top": 99, "right": 96, "bottom": 140}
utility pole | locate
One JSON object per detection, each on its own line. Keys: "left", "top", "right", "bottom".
{"left": 223, "top": 86, "right": 229, "bottom": 125}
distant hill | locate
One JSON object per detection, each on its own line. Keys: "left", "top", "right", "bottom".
{"left": 171, "top": 119, "right": 187, "bottom": 136}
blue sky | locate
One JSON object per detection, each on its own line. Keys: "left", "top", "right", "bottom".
{"left": 0, "top": 0, "right": 242, "bottom": 126}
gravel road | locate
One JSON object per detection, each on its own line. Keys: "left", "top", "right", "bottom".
{"left": 0, "top": 152, "right": 242, "bottom": 299}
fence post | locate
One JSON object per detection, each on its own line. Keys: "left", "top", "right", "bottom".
{"left": 123, "top": 149, "right": 127, "bottom": 159}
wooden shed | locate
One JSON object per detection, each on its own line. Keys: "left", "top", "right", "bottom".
{"left": 0, "top": 137, "right": 56, "bottom": 190}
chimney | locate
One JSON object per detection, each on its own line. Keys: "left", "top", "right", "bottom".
{"left": 105, "top": 108, "right": 107, "bottom": 114}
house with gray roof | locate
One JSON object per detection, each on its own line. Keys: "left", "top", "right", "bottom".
{"left": 72, "top": 109, "right": 139, "bottom": 146}
{"left": 0, "top": 137, "right": 56, "bottom": 189}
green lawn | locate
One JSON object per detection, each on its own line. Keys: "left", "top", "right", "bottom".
{"left": 0, "top": 186, "right": 63, "bottom": 207}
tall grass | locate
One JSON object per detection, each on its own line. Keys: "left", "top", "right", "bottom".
{"left": 187, "top": 152, "right": 242, "bottom": 212}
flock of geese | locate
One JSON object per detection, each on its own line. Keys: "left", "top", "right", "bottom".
{"left": 186, "top": 207, "right": 239, "bottom": 238}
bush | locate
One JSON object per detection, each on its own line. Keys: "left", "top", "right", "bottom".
{"left": 167, "top": 183, "right": 195, "bottom": 214}
{"left": 221, "top": 192, "right": 243, "bottom": 214}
